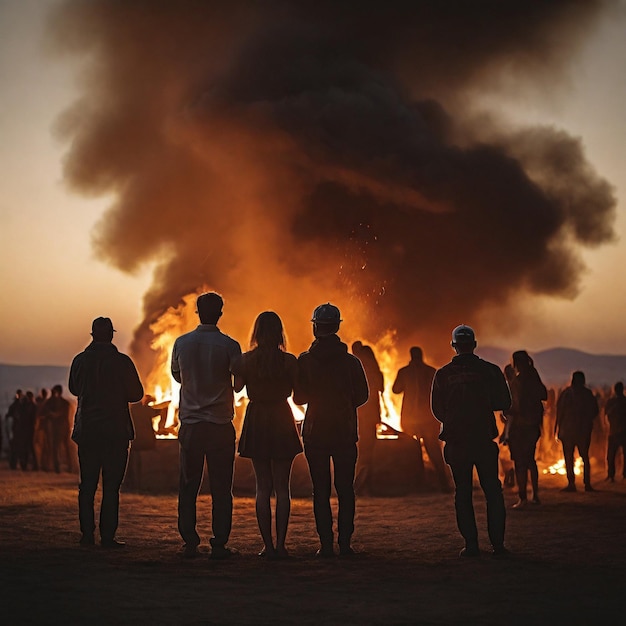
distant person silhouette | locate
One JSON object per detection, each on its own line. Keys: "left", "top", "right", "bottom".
{"left": 234, "top": 311, "right": 302, "bottom": 559}
{"left": 431, "top": 325, "right": 511, "bottom": 558}
{"left": 555, "top": 371, "right": 599, "bottom": 492}
{"left": 603, "top": 381, "right": 626, "bottom": 482}
{"left": 69, "top": 317, "right": 144, "bottom": 547}
{"left": 507, "top": 351, "right": 547, "bottom": 508}
{"left": 6, "top": 389, "right": 23, "bottom": 469}
{"left": 393, "top": 347, "right": 452, "bottom": 492}
{"left": 171, "top": 292, "right": 242, "bottom": 560}
{"left": 15, "top": 391, "right": 38, "bottom": 471}
{"left": 294, "top": 303, "right": 369, "bottom": 557}
{"left": 43, "top": 385, "right": 72, "bottom": 473}
{"left": 34, "top": 389, "right": 50, "bottom": 471}
{"left": 351, "top": 341, "right": 383, "bottom": 497}
{"left": 498, "top": 365, "right": 516, "bottom": 488}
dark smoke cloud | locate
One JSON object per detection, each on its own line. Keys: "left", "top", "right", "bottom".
{"left": 49, "top": 0, "right": 617, "bottom": 369}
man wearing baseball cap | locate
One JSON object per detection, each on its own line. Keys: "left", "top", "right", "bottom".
{"left": 294, "top": 303, "right": 369, "bottom": 557}
{"left": 431, "top": 325, "right": 511, "bottom": 558}
{"left": 69, "top": 317, "right": 144, "bottom": 548}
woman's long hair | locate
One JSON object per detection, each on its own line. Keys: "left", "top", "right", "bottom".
{"left": 249, "top": 311, "right": 286, "bottom": 378}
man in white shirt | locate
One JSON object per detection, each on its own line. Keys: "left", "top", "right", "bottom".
{"left": 171, "top": 292, "right": 242, "bottom": 559}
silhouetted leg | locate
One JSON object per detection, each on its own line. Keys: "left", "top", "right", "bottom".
{"left": 529, "top": 459, "right": 539, "bottom": 499}
{"left": 100, "top": 440, "right": 129, "bottom": 542}
{"left": 561, "top": 439, "right": 576, "bottom": 487}
{"left": 423, "top": 434, "right": 451, "bottom": 491}
{"left": 253, "top": 458, "right": 275, "bottom": 554}
{"left": 272, "top": 458, "right": 294, "bottom": 554}
{"left": 514, "top": 461, "right": 528, "bottom": 501}
{"left": 578, "top": 434, "right": 592, "bottom": 488}
{"left": 475, "top": 442, "right": 506, "bottom": 549}
{"left": 305, "top": 445, "right": 334, "bottom": 548}
{"left": 606, "top": 435, "right": 618, "bottom": 479}
{"left": 177, "top": 424, "right": 206, "bottom": 548}
{"left": 206, "top": 423, "right": 235, "bottom": 549}
{"left": 444, "top": 443, "right": 478, "bottom": 549}
{"left": 333, "top": 444, "right": 357, "bottom": 550}
{"left": 78, "top": 441, "right": 102, "bottom": 538}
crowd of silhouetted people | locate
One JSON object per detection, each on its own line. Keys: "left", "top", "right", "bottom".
{"left": 3, "top": 297, "right": 626, "bottom": 560}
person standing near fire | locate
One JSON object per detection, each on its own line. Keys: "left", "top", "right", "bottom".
{"left": 69, "top": 317, "right": 144, "bottom": 547}
{"left": 351, "top": 341, "right": 384, "bottom": 497}
{"left": 505, "top": 350, "right": 547, "bottom": 508}
{"left": 604, "top": 381, "right": 626, "bottom": 482}
{"left": 393, "top": 346, "right": 452, "bottom": 493}
{"left": 171, "top": 292, "right": 242, "bottom": 560}
{"left": 555, "top": 370, "right": 599, "bottom": 492}
{"left": 42, "top": 385, "right": 73, "bottom": 473}
{"left": 233, "top": 311, "right": 302, "bottom": 559}
{"left": 431, "top": 325, "right": 511, "bottom": 558}
{"left": 294, "top": 303, "right": 369, "bottom": 557}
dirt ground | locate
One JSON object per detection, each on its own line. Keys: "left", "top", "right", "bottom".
{"left": 1, "top": 462, "right": 625, "bottom": 626}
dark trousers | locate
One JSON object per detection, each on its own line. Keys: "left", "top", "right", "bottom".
{"left": 304, "top": 442, "right": 357, "bottom": 548}
{"left": 444, "top": 440, "right": 506, "bottom": 549}
{"left": 177, "top": 421, "right": 235, "bottom": 549}
{"left": 77, "top": 438, "right": 129, "bottom": 541}
{"left": 607, "top": 433, "right": 626, "bottom": 479}
{"left": 561, "top": 433, "right": 591, "bottom": 487}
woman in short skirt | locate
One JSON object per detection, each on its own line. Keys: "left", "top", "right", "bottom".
{"left": 234, "top": 311, "right": 302, "bottom": 558}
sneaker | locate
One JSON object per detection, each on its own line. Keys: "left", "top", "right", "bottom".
{"left": 182, "top": 544, "right": 200, "bottom": 559}
{"left": 561, "top": 485, "right": 576, "bottom": 492}
{"left": 210, "top": 546, "right": 237, "bottom": 560}
{"left": 459, "top": 545, "right": 480, "bottom": 558}
{"left": 101, "top": 539, "right": 126, "bottom": 549}
{"left": 315, "top": 545, "right": 335, "bottom": 558}
{"left": 492, "top": 546, "right": 511, "bottom": 558}
{"left": 512, "top": 499, "right": 528, "bottom": 509}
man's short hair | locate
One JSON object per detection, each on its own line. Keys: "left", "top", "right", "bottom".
{"left": 197, "top": 292, "right": 223, "bottom": 324}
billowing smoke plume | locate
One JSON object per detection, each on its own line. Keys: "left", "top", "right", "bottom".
{"left": 49, "top": 0, "right": 617, "bottom": 370}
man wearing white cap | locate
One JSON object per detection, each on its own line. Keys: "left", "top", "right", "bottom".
{"left": 431, "top": 325, "right": 511, "bottom": 558}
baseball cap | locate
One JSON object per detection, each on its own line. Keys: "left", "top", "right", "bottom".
{"left": 451, "top": 324, "right": 475, "bottom": 344}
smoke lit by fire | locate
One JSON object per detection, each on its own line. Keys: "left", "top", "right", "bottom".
{"left": 49, "top": 0, "right": 618, "bottom": 380}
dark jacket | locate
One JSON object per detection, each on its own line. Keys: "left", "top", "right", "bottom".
{"left": 556, "top": 385, "right": 598, "bottom": 440}
{"left": 431, "top": 353, "right": 511, "bottom": 445}
{"left": 69, "top": 342, "right": 144, "bottom": 443}
{"left": 294, "top": 334, "right": 369, "bottom": 446}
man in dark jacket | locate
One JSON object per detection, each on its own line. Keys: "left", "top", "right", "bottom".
{"left": 431, "top": 325, "right": 511, "bottom": 558}
{"left": 294, "top": 303, "right": 369, "bottom": 557}
{"left": 605, "top": 381, "right": 626, "bottom": 482}
{"left": 555, "top": 371, "right": 599, "bottom": 492}
{"left": 69, "top": 317, "right": 144, "bottom": 548}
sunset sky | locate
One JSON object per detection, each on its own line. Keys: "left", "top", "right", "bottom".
{"left": 1, "top": 0, "right": 626, "bottom": 368}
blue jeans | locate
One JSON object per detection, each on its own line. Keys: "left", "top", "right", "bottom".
{"left": 77, "top": 437, "right": 129, "bottom": 541}
{"left": 304, "top": 443, "right": 357, "bottom": 548}
{"left": 444, "top": 440, "right": 506, "bottom": 549}
{"left": 178, "top": 422, "right": 235, "bottom": 548}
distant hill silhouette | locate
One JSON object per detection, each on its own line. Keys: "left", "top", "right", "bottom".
{"left": 476, "top": 347, "right": 626, "bottom": 389}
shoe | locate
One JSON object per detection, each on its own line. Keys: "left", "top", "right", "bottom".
{"left": 459, "top": 545, "right": 480, "bottom": 558}
{"left": 275, "top": 546, "right": 289, "bottom": 560}
{"left": 79, "top": 534, "right": 95, "bottom": 546}
{"left": 101, "top": 539, "right": 126, "bottom": 549}
{"left": 315, "top": 545, "right": 335, "bottom": 558}
{"left": 182, "top": 544, "right": 199, "bottom": 559}
{"left": 339, "top": 546, "right": 357, "bottom": 557}
{"left": 561, "top": 485, "right": 576, "bottom": 492}
{"left": 210, "top": 546, "right": 237, "bottom": 560}
{"left": 512, "top": 499, "right": 528, "bottom": 509}
{"left": 605, "top": 476, "right": 615, "bottom": 483}
{"left": 531, "top": 496, "right": 541, "bottom": 505}
{"left": 492, "top": 546, "right": 511, "bottom": 558}
{"left": 584, "top": 484, "right": 596, "bottom": 492}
